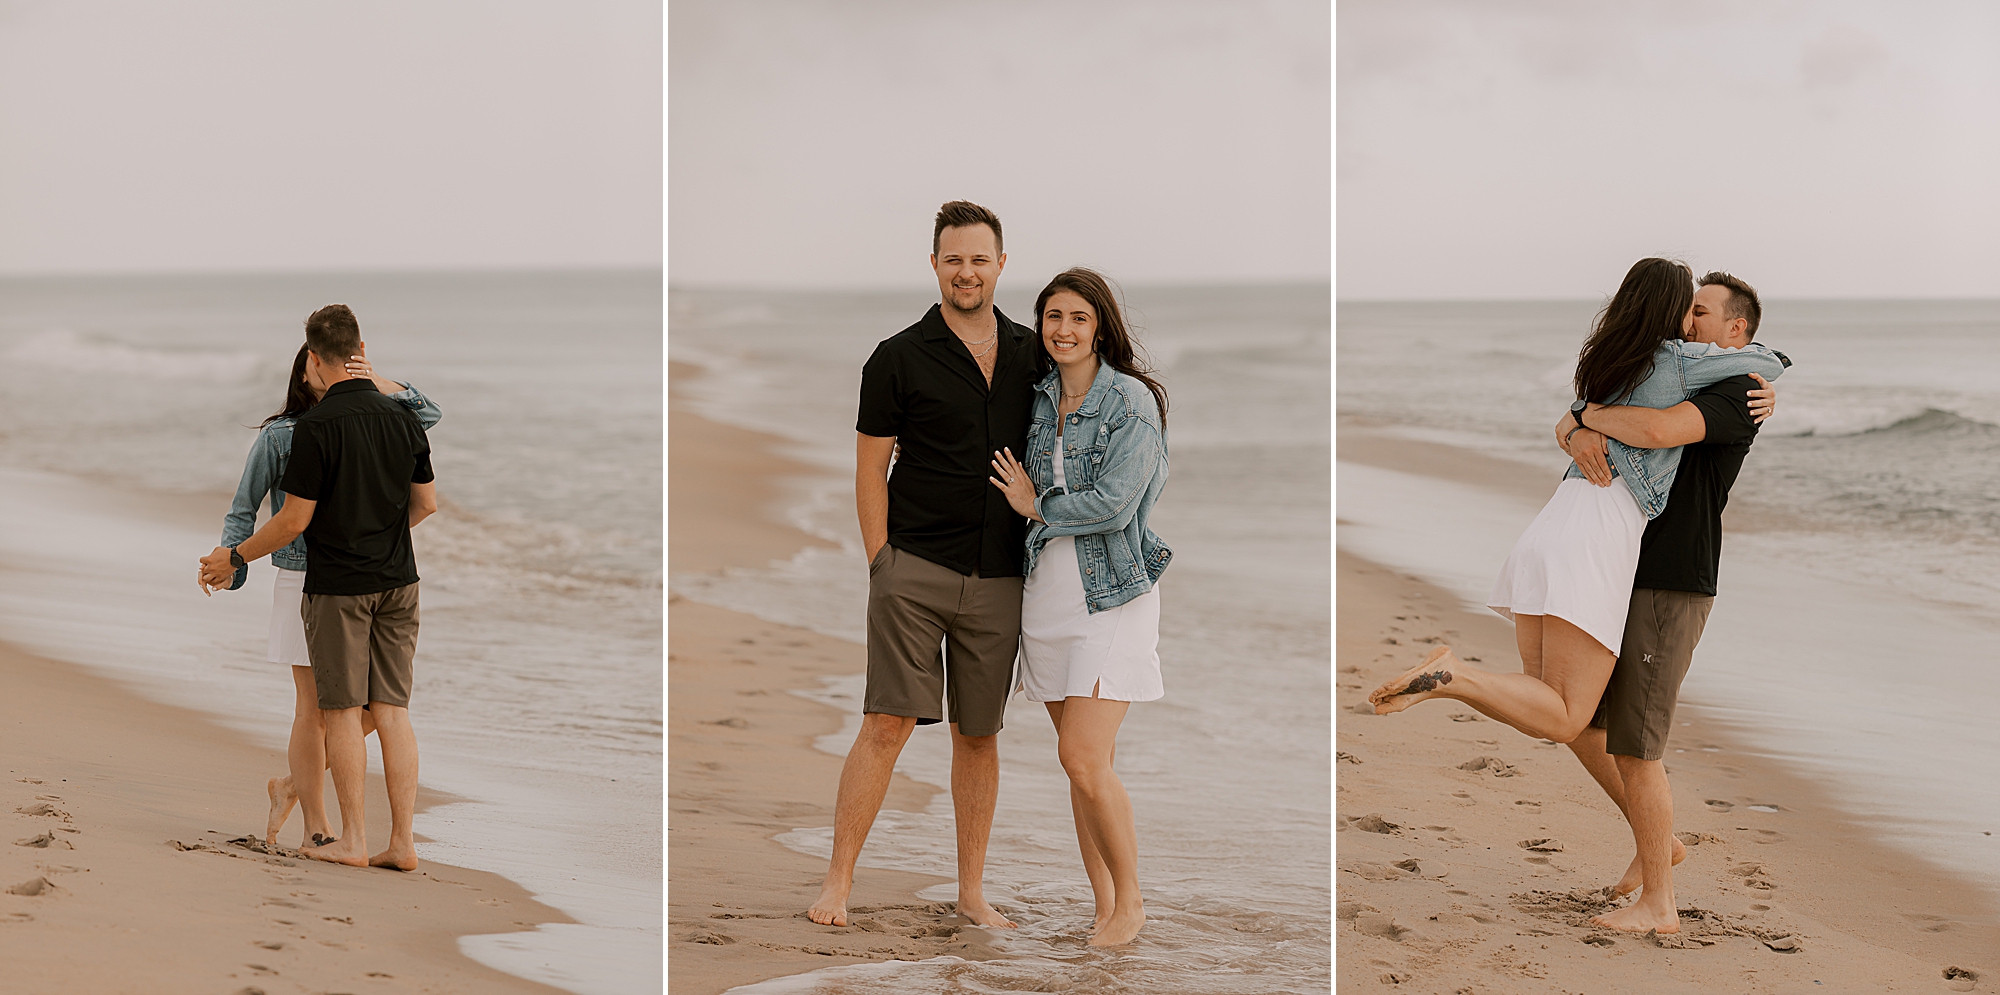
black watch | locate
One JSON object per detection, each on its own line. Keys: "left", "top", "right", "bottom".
{"left": 1569, "top": 399, "right": 1589, "bottom": 429}
{"left": 229, "top": 546, "right": 246, "bottom": 570}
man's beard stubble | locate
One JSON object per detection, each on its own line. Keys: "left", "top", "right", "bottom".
{"left": 945, "top": 285, "right": 991, "bottom": 315}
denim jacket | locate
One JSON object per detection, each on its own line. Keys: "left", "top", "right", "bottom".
{"left": 221, "top": 382, "right": 440, "bottom": 590}
{"left": 1023, "top": 363, "right": 1171, "bottom": 612}
{"left": 1565, "top": 340, "right": 1787, "bottom": 519}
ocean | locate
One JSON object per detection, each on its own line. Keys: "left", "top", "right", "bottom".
{"left": 0, "top": 271, "right": 663, "bottom": 995}
{"left": 1337, "top": 299, "right": 2000, "bottom": 896}
{"left": 669, "top": 283, "right": 1333, "bottom": 994}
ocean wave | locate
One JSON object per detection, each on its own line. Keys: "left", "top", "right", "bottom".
{"left": 1854, "top": 407, "right": 2000, "bottom": 437}
{"left": 1772, "top": 405, "right": 2000, "bottom": 439}
{"left": 7, "top": 328, "right": 263, "bottom": 382}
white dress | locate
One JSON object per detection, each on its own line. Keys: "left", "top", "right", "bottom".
{"left": 1487, "top": 476, "right": 1647, "bottom": 655}
{"left": 1018, "top": 432, "right": 1164, "bottom": 703}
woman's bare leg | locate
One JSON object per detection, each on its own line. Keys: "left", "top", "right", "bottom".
{"left": 1055, "top": 693, "right": 1145, "bottom": 946}
{"left": 1369, "top": 614, "right": 1617, "bottom": 745}
{"left": 1047, "top": 701, "right": 1117, "bottom": 932}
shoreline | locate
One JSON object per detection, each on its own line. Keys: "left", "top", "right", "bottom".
{"left": 1335, "top": 430, "right": 1999, "bottom": 990}
{"left": 0, "top": 636, "right": 573, "bottom": 993}
{"left": 667, "top": 360, "right": 1004, "bottom": 995}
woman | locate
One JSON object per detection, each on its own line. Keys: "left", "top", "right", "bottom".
{"left": 218, "top": 343, "right": 441, "bottom": 849}
{"left": 988, "top": 267, "right": 1171, "bottom": 947}
{"left": 1367, "top": 258, "right": 1783, "bottom": 738}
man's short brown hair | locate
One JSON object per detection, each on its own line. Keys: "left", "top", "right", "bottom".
{"left": 305, "top": 304, "right": 362, "bottom": 363}
{"left": 1698, "top": 271, "right": 1761, "bottom": 340}
{"left": 932, "top": 200, "right": 1002, "bottom": 256}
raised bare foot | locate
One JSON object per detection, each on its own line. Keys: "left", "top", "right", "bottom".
{"left": 1610, "top": 837, "right": 1688, "bottom": 897}
{"left": 1370, "top": 646, "right": 1459, "bottom": 714}
{"left": 370, "top": 844, "right": 419, "bottom": 872}
{"left": 958, "top": 897, "right": 1016, "bottom": 929}
{"left": 302, "top": 835, "right": 369, "bottom": 867}
{"left": 265, "top": 776, "right": 296, "bottom": 848}
{"left": 807, "top": 880, "right": 850, "bottom": 926}
{"left": 1590, "top": 901, "right": 1679, "bottom": 934}
{"left": 1088, "top": 904, "right": 1144, "bottom": 946}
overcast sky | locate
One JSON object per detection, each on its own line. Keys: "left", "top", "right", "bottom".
{"left": 0, "top": 1, "right": 660, "bottom": 274}
{"left": 1339, "top": 0, "right": 2000, "bottom": 299}
{"left": 668, "top": 0, "right": 1331, "bottom": 289}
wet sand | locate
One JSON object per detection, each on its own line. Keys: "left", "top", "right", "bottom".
{"left": 1336, "top": 432, "right": 2000, "bottom": 991}
{"left": 667, "top": 361, "right": 1004, "bottom": 994}
{"left": 0, "top": 638, "right": 571, "bottom": 994}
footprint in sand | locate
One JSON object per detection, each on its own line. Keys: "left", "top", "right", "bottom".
{"left": 13, "top": 832, "right": 71, "bottom": 850}
{"left": 5, "top": 877, "right": 56, "bottom": 896}
{"left": 1944, "top": 966, "right": 1980, "bottom": 992}
{"left": 1705, "top": 799, "right": 1734, "bottom": 812}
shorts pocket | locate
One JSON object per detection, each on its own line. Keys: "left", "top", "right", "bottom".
{"left": 868, "top": 544, "right": 894, "bottom": 577}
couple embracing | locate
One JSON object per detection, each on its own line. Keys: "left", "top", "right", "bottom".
{"left": 806, "top": 201, "right": 1170, "bottom": 947}
{"left": 1372, "top": 257, "right": 1789, "bottom": 934}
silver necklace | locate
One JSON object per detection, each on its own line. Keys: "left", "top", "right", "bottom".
{"left": 963, "top": 333, "right": 998, "bottom": 359}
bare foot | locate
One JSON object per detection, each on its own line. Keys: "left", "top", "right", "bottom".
{"left": 1089, "top": 911, "right": 1110, "bottom": 935}
{"left": 1590, "top": 901, "right": 1679, "bottom": 934}
{"left": 265, "top": 776, "right": 297, "bottom": 848}
{"left": 1370, "top": 646, "right": 1459, "bottom": 714}
{"left": 302, "top": 835, "right": 368, "bottom": 867}
{"left": 1088, "top": 904, "right": 1144, "bottom": 946}
{"left": 370, "top": 844, "right": 419, "bottom": 872}
{"left": 958, "top": 897, "right": 1016, "bottom": 929}
{"left": 807, "top": 880, "right": 850, "bottom": 926}
{"left": 1610, "top": 837, "right": 1688, "bottom": 897}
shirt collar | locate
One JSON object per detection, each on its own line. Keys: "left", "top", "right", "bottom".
{"left": 324, "top": 378, "right": 377, "bottom": 397}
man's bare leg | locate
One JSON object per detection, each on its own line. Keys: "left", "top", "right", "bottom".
{"left": 270, "top": 691, "right": 379, "bottom": 849}
{"left": 368, "top": 703, "right": 419, "bottom": 871}
{"left": 1055, "top": 695, "right": 1143, "bottom": 946}
{"left": 1566, "top": 726, "right": 1685, "bottom": 895}
{"left": 1591, "top": 755, "right": 1679, "bottom": 933}
{"left": 950, "top": 723, "right": 1014, "bottom": 928}
{"left": 809, "top": 712, "right": 918, "bottom": 926}
{"left": 270, "top": 666, "right": 321, "bottom": 846}
{"left": 303, "top": 706, "right": 369, "bottom": 866}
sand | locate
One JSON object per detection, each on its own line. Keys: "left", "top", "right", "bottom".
{"left": 0, "top": 637, "right": 570, "bottom": 995}
{"left": 667, "top": 362, "right": 1005, "bottom": 995}
{"left": 1336, "top": 430, "right": 2000, "bottom": 992}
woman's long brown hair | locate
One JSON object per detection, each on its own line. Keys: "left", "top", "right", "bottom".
{"left": 263, "top": 344, "right": 317, "bottom": 426}
{"left": 1031, "top": 267, "right": 1169, "bottom": 426}
{"left": 1574, "top": 257, "right": 1694, "bottom": 404}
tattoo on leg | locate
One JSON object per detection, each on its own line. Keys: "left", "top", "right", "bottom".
{"left": 1398, "top": 671, "right": 1453, "bottom": 696}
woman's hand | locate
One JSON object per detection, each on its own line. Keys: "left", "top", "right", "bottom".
{"left": 988, "top": 448, "right": 1043, "bottom": 522}
{"left": 1747, "top": 372, "right": 1777, "bottom": 423}
{"left": 344, "top": 354, "right": 397, "bottom": 393}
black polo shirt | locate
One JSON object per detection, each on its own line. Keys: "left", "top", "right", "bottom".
{"left": 1632, "top": 374, "right": 1760, "bottom": 596}
{"left": 280, "top": 377, "right": 436, "bottom": 596}
{"left": 856, "top": 304, "right": 1037, "bottom": 576}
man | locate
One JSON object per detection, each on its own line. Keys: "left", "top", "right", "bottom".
{"left": 807, "top": 201, "right": 1036, "bottom": 929}
{"left": 1554, "top": 271, "right": 1782, "bottom": 934}
{"left": 200, "top": 304, "right": 438, "bottom": 870}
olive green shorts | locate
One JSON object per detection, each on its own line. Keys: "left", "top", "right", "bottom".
{"left": 1590, "top": 587, "right": 1714, "bottom": 761}
{"left": 302, "top": 582, "right": 420, "bottom": 711}
{"left": 863, "top": 545, "right": 1022, "bottom": 738}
